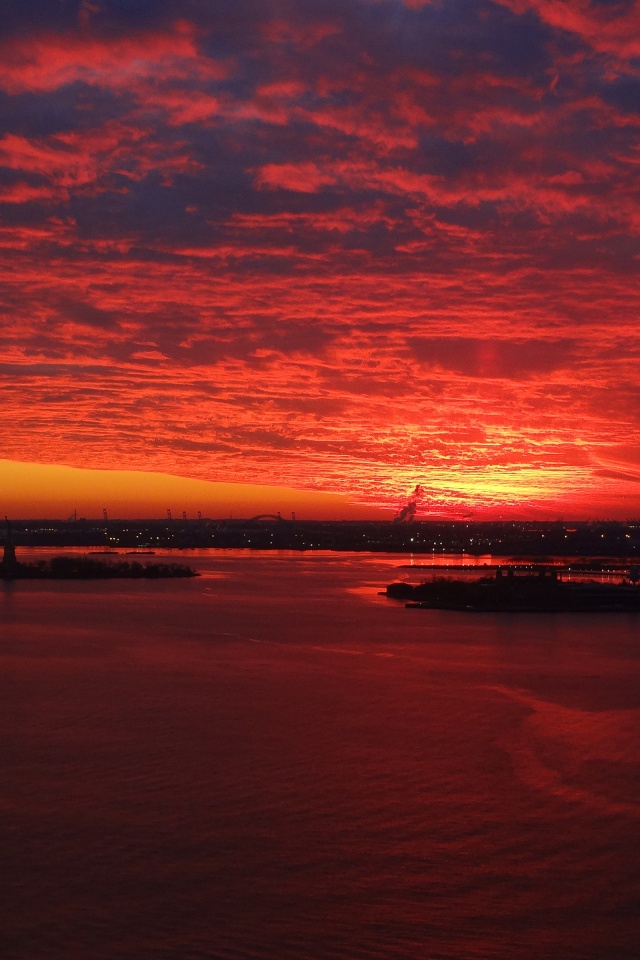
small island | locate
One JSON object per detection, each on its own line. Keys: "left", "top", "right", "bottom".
{"left": 1, "top": 518, "right": 198, "bottom": 580}
{"left": 387, "top": 566, "right": 640, "bottom": 612}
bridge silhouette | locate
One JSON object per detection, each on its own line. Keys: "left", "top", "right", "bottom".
{"left": 247, "top": 513, "right": 289, "bottom": 522}
{"left": 248, "top": 511, "right": 296, "bottom": 523}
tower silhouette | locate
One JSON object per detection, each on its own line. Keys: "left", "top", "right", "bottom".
{"left": 1, "top": 517, "right": 18, "bottom": 576}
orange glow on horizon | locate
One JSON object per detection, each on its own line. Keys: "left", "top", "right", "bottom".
{"left": 1, "top": 458, "right": 638, "bottom": 522}
{"left": 0, "top": 459, "right": 388, "bottom": 521}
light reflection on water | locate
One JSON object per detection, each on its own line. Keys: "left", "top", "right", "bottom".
{"left": 2, "top": 550, "right": 640, "bottom": 959}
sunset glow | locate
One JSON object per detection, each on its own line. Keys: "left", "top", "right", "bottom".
{"left": 0, "top": 459, "right": 382, "bottom": 520}
{"left": 2, "top": 0, "right": 640, "bottom": 518}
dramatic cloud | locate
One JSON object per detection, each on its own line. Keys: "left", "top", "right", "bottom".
{"left": 0, "top": 0, "right": 639, "bottom": 517}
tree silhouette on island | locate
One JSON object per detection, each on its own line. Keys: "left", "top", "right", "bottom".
{"left": 1, "top": 518, "right": 197, "bottom": 580}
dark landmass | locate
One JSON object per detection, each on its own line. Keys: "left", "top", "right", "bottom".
{"left": 3, "top": 517, "right": 640, "bottom": 556}
{"left": 386, "top": 568, "right": 640, "bottom": 612}
{"left": 1, "top": 556, "right": 198, "bottom": 580}
{"left": 399, "top": 560, "right": 637, "bottom": 573}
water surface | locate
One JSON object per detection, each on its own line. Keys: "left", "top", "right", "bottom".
{"left": 2, "top": 551, "right": 639, "bottom": 959}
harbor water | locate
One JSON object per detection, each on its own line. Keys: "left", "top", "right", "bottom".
{"left": 2, "top": 550, "right": 640, "bottom": 959}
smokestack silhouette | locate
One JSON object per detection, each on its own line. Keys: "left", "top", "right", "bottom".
{"left": 394, "top": 484, "right": 425, "bottom": 522}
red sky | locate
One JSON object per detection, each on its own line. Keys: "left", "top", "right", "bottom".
{"left": 1, "top": 0, "right": 640, "bottom": 519}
